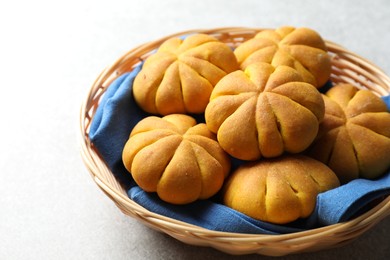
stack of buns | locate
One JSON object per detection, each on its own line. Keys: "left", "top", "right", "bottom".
{"left": 122, "top": 27, "right": 390, "bottom": 224}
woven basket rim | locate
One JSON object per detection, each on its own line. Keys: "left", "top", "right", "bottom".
{"left": 79, "top": 27, "right": 390, "bottom": 256}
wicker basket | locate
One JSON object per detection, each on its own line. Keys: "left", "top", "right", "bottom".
{"left": 79, "top": 27, "right": 390, "bottom": 256}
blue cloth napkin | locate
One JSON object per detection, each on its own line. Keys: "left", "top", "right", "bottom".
{"left": 89, "top": 65, "right": 149, "bottom": 186}
{"left": 89, "top": 66, "right": 390, "bottom": 234}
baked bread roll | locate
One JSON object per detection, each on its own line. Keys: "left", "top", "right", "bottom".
{"left": 222, "top": 155, "right": 340, "bottom": 224}
{"left": 122, "top": 114, "right": 231, "bottom": 204}
{"left": 234, "top": 26, "right": 331, "bottom": 88}
{"left": 205, "top": 62, "right": 325, "bottom": 161}
{"left": 132, "top": 34, "right": 239, "bottom": 115}
{"left": 308, "top": 83, "right": 390, "bottom": 183}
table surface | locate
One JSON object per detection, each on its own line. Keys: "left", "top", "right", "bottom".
{"left": 1, "top": 0, "right": 389, "bottom": 259}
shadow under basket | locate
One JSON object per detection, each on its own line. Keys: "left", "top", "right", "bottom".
{"left": 79, "top": 27, "right": 390, "bottom": 256}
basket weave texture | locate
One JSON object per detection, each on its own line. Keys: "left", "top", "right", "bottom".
{"left": 79, "top": 27, "right": 390, "bottom": 256}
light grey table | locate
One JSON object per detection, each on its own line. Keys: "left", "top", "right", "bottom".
{"left": 1, "top": 0, "right": 389, "bottom": 259}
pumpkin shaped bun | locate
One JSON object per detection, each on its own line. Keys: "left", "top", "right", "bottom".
{"left": 133, "top": 34, "right": 239, "bottom": 115}
{"left": 122, "top": 114, "right": 231, "bottom": 204}
{"left": 205, "top": 62, "right": 325, "bottom": 161}
{"left": 222, "top": 155, "right": 340, "bottom": 224}
{"left": 308, "top": 83, "right": 390, "bottom": 184}
{"left": 234, "top": 26, "right": 331, "bottom": 88}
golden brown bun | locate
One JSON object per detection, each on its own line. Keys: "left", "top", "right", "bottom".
{"left": 133, "top": 34, "right": 239, "bottom": 115}
{"left": 308, "top": 83, "right": 390, "bottom": 183}
{"left": 234, "top": 26, "right": 331, "bottom": 88}
{"left": 122, "top": 114, "right": 231, "bottom": 204}
{"left": 222, "top": 155, "right": 340, "bottom": 224}
{"left": 205, "top": 62, "right": 324, "bottom": 161}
